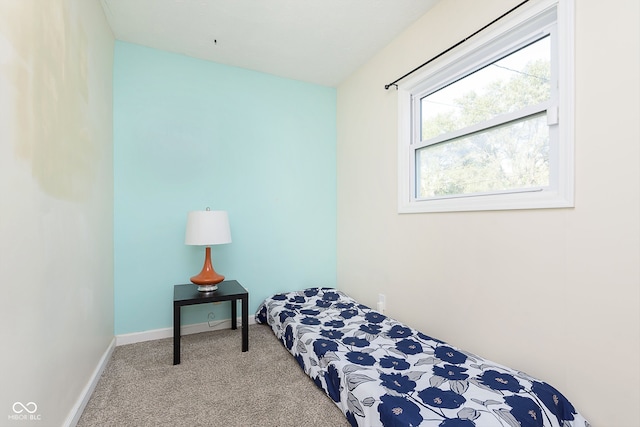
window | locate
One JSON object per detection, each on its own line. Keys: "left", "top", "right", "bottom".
{"left": 398, "top": 0, "right": 574, "bottom": 213}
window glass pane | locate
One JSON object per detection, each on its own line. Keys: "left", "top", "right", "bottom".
{"left": 420, "top": 35, "right": 551, "bottom": 141}
{"left": 416, "top": 113, "right": 549, "bottom": 198}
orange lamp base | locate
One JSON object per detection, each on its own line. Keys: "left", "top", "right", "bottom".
{"left": 190, "top": 247, "right": 225, "bottom": 291}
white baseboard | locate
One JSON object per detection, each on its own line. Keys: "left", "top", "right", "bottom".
{"left": 65, "top": 337, "right": 116, "bottom": 427}
{"left": 66, "top": 318, "right": 256, "bottom": 425}
{"left": 115, "top": 316, "right": 257, "bottom": 346}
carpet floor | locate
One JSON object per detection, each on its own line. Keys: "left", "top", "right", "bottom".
{"left": 77, "top": 324, "right": 350, "bottom": 427}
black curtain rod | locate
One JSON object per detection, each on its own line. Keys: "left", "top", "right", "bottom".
{"left": 384, "top": 0, "right": 530, "bottom": 90}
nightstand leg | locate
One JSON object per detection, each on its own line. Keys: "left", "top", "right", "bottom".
{"left": 173, "top": 304, "right": 180, "bottom": 365}
{"left": 231, "top": 299, "right": 237, "bottom": 330}
{"left": 242, "top": 295, "right": 248, "bottom": 352}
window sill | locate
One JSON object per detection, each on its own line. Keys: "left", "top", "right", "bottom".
{"left": 398, "top": 190, "right": 574, "bottom": 213}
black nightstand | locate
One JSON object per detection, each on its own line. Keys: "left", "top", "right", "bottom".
{"left": 173, "top": 280, "right": 249, "bottom": 365}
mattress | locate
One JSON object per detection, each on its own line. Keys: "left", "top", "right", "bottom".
{"left": 256, "top": 287, "right": 589, "bottom": 427}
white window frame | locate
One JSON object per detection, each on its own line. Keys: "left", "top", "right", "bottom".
{"left": 398, "top": 0, "right": 574, "bottom": 213}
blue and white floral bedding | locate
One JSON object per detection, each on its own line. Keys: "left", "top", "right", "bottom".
{"left": 256, "top": 288, "right": 589, "bottom": 427}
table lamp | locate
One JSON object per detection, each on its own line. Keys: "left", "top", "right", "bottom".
{"left": 184, "top": 208, "right": 232, "bottom": 292}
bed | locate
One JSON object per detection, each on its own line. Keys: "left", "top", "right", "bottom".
{"left": 256, "top": 287, "right": 589, "bottom": 427}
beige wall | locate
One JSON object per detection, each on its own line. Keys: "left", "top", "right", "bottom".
{"left": 0, "top": 1, "right": 114, "bottom": 425}
{"left": 336, "top": 0, "right": 639, "bottom": 426}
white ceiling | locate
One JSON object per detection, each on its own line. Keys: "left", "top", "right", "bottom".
{"left": 100, "top": 0, "right": 440, "bottom": 87}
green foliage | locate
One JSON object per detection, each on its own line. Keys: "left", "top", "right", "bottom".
{"left": 418, "top": 60, "right": 551, "bottom": 198}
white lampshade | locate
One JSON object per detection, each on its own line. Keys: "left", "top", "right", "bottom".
{"left": 185, "top": 210, "right": 232, "bottom": 246}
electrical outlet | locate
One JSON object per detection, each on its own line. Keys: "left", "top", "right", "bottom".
{"left": 377, "top": 294, "right": 386, "bottom": 313}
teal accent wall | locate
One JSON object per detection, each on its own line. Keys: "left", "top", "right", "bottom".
{"left": 114, "top": 41, "right": 336, "bottom": 334}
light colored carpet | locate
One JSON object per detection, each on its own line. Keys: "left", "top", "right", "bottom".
{"left": 78, "top": 324, "right": 350, "bottom": 427}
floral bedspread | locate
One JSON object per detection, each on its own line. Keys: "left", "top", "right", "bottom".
{"left": 255, "top": 288, "right": 589, "bottom": 427}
